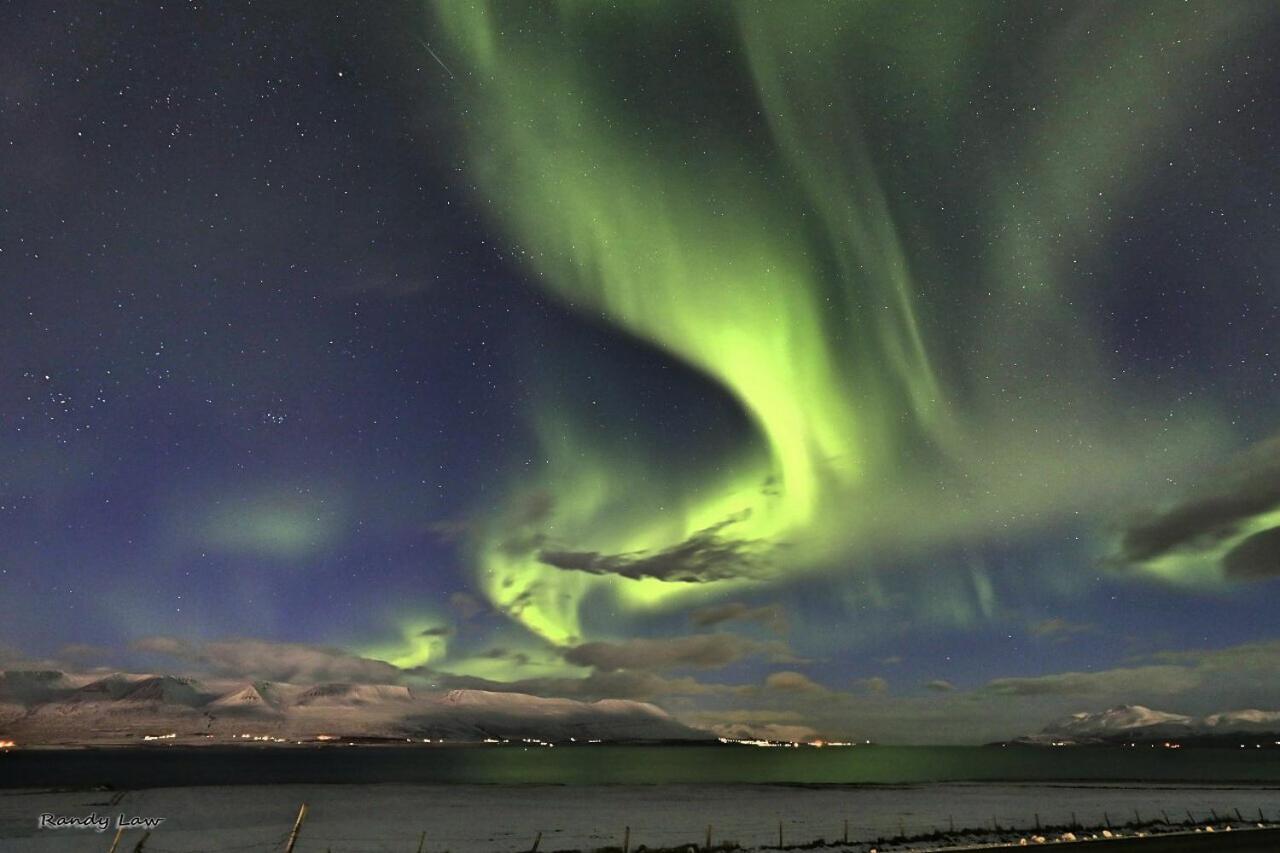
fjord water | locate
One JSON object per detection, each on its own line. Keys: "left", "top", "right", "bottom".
{"left": 6, "top": 745, "right": 1280, "bottom": 789}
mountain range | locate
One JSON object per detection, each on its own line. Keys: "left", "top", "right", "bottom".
{"left": 1012, "top": 704, "right": 1280, "bottom": 745}
{"left": 0, "top": 670, "right": 711, "bottom": 746}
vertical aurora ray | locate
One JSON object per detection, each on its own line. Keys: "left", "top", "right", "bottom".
{"left": 421, "top": 1, "right": 1258, "bottom": 647}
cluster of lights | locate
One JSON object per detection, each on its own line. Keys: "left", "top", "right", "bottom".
{"left": 480, "top": 737, "right": 557, "bottom": 747}
{"left": 717, "top": 737, "right": 869, "bottom": 748}
{"left": 0, "top": 739, "right": 15, "bottom": 749}
{"left": 141, "top": 733, "right": 177, "bottom": 741}
{"left": 1126, "top": 741, "right": 1276, "bottom": 749}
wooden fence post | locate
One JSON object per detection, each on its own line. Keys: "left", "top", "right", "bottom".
{"left": 106, "top": 827, "right": 125, "bottom": 853}
{"left": 131, "top": 831, "right": 151, "bottom": 853}
{"left": 623, "top": 825, "right": 630, "bottom": 853}
{"left": 778, "top": 820, "right": 783, "bottom": 848}
{"left": 705, "top": 824, "right": 712, "bottom": 851}
{"left": 416, "top": 830, "right": 426, "bottom": 853}
{"left": 842, "top": 819, "right": 848, "bottom": 844}
{"left": 530, "top": 830, "right": 542, "bottom": 853}
{"left": 284, "top": 804, "right": 309, "bottom": 853}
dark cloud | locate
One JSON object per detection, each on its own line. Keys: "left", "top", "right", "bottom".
{"left": 1149, "top": 639, "right": 1280, "bottom": 674}
{"left": 688, "top": 602, "right": 788, "bottom": 634}
{"left": 131, "top": 636, "right": 402, "bottom": 684}
{"left": 1114, "top": 434, "right": 1280, "bottom": 579}
{"left": 977, "top": 641, "right": 1280, "bottom": 707}
{"left": 1221, "top": 526, "right": 1280, "bottom": 580}
{"left": 564, "top": 634, "right": 785, "bottom": 672}
{"left": 539, "top": 514, "right": 769, "bottom": 583}
{"left": 568, "top": 670, "right": 729, "bottom": 701}
{"left": 412, "top": 667, "right": 732, "bottom": 702}
{"left": 985, "top": 665, "right": 1199, "bottom": 696}
{"left": 418, "top": 626, "right": 454, "bottom": 638}
{"left": 480, "top": 647, "right": 531, "bottom": 667}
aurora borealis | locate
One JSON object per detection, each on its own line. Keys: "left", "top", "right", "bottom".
{"left": 2, "top": 1, "right": 1279, "bottom": 741}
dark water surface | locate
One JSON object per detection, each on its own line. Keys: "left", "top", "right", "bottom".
{"left": 6, "top": 745, "right": 1280, "bottom": 789}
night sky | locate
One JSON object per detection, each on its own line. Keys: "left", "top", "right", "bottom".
{"left": 3, "top": 1, "right": 1280, "bottom": 742}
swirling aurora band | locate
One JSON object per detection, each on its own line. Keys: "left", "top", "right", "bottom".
{"left": 378, "top": 0, "right": 1253, "bottom": 658}
{"left": 431, "top": 1, "right": 959, "bottom": 649}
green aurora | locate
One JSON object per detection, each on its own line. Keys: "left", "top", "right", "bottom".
{"left": 10, "top": 0, "right": 1280, "bottom": 747}
{"left": 377, "top": 0, "right": 1268, "bottom": 664}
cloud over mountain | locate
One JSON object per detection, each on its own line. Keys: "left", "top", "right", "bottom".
{"left": 132, "top": 637, "right": 402, "bottom": 684}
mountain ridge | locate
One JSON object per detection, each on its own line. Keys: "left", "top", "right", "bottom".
{"left": 1012, "top": 703, "right": 1280, "bottom": 745}
{"left": 0, "top": 669, "right": 711, "bottom": 746}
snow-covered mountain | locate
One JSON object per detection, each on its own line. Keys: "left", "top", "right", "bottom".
{"left": 1047, "top": 705, "right": 1194, "bottom": 737}
{"left": 1015, "top": 704, "right": 1280, "bottom": 745}
{"left": 206, "top": 683, "right": 281, "bottom": 715}
{"left": 0, "top": 670, "right": 711, "bottom": 745}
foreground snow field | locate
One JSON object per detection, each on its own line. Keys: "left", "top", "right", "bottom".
{"left": 3, "top": 782, "right": 1279, "bottom": 852}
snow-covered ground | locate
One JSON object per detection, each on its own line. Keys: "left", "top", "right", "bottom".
{"left": 3, "top": 782, "right": 1279, "bottom": 852}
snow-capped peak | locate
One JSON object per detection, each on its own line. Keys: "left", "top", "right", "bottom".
{"left": 1030, "top": 703, "right": 1280, "bottom": 743}
{"left": 1044, "top": 705, "right": 1193, "bottom": 736}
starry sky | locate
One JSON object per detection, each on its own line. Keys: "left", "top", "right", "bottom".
{"left": 2, "top": 1, "right": 1280, "bottom": 742}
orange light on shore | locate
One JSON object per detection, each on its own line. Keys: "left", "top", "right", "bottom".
{"left": 0, "top": 739, "right": 15, "bottom": 749}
